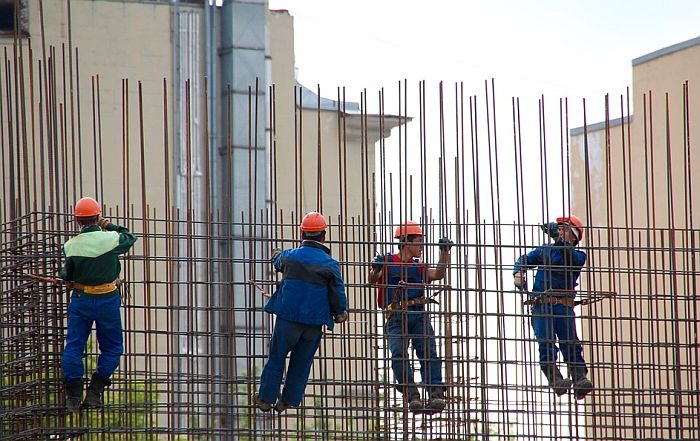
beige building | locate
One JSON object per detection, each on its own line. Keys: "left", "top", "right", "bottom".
{"left": 0, "top": 0, "right": 405, "bottom": 436}
{"left": 570, "top": 36, "right": 700, "bottom": 440}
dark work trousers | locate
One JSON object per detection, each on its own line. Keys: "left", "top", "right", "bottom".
{"left": 385, "top": 310, "right": 443, "bottom": 394}
{"left": 258, "top": 317, "right": 323, "bottom": 406}
{"left": 531, "top": 302, "right": 587, "bottom": 371}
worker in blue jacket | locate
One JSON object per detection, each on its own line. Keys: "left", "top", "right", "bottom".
{"left": 254, "top": 212, "right": 348, "bottom": 413}
{"left": 513, "top": 215, "right": 593, "bottom": 400}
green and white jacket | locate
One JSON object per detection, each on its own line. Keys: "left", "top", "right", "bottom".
{"left": 60, "top": 223, "right": 137, "bottom": 286}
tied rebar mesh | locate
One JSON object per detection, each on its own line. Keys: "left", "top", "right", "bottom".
{"left": 1, "top": 9, "right": 700, "bottom": 441}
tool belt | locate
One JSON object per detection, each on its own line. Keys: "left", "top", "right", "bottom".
{"left": 72, "top": 281, "right": 119, "bottom": 295}
{"left": 523, "top": 296, "right": 575, "bottom": 308}
{"left": 384, "top": 297, "right": 436, "bottom": 319}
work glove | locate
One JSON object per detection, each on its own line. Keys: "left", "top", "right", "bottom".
{"left": 334, "top": 311, "right": 348, "bottom": 324}
{"left": 540, "top": 222, "right": 559, "bottom": 239}
{"left": 438, "top": 237, "right": 454, "bottom": 252}
{"left": 97, "top": 216, "right": 110, "bottom": 229}
{"left": 513, "top": 272, "right": 526, "bottom": 289}
{"left": 371, "top": 253, "right": 385, "bottom": 271}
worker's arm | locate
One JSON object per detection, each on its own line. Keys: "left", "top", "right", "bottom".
{"left": 271, "top": 248, "right": 284, "bottom": 272}
{"left": 512, "top": 246, "right": 544, "bottom": 288}
{"left": 100, "top": 217, "right": 138, "bottom": 254}
{"left": 427, "top": 238, "right": 453, "bottom": 282}
{"left": 59, "top": 246, "right": 73, "bottom": 282}
{"left": 368, "top": 253, "right": 385, "bottom": 284}
{"left": 328, "top": 262, "right": 348, "bottom": 323}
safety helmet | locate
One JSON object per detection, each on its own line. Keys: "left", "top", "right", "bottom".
{"left": 300, "top": 211, "right": 327, "bottom": 232}
{"left": 556, "top": 214, "right": 584, "bottom": 242}
{"left": 74, "top": 197, "right": 101, "bottom": 217}
{"left": 394, "top": 221, "right": 423, "bottom": 239}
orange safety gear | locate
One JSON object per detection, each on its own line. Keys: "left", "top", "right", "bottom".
{"left": 75, "top": 197, "right": 102, "bottom": 217}
{"left": 394, "top": 221, "right": 423, "bottom": 239}
{"left": 300, "top": 211, "right": 327, "bottom": 232}
{"left": 556, "top": 215, "right": 584, "bottom": 242}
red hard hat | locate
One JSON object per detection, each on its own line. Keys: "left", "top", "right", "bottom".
{"left": 394, "top": 221, "right": 423, "bottom": 239}
{"left": 75, "top": 197, "right": 101, "bottom": 217}
{"left": 300, "top": 212, "right": 327, "bottom": 232}
{"left": 556, "top": 214, "right": 584, "bottom": 242}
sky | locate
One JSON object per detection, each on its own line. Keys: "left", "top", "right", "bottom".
{"left": 268, "top": 0, "right": 700, "bottom": 127}
{"left": 266, "top": 1, "right": 700, "bottom": 226}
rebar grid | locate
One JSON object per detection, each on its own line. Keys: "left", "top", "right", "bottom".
{"left": 1, "top": 8, "right": 699, "bottom": 441}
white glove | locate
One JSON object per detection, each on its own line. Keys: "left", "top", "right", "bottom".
{"left": 513, "top": 272, "right": 526, "bottom": 289}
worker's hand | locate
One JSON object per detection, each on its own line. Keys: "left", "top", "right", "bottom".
{"left": 334, "top": 311, "right": 348, "bottom": 324}
{"left": 513, "top": 272, "right": 526, "bottom": 289}
{"left": 540, "top": 222, "right": 559, "bottom": 239}
{"left": 371, "top": 254, "right": 385, "bottom": 271}
{"left": 438, "top": 237, "right": 454, "bottom": 252}
{"left": 271, "top": 247, "right": 282, "bottom": 258}
{"left": 97, "top": 216, "right": 110, "bottom": 229}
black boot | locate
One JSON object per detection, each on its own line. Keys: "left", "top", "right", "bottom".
{"left": 82, "top": 372, "right": 111, "bottom": 408}
{"left": 541, "top": 364, "right": 572, "bottom": 397}
{"left": 426, "top": 387, "right": 446, "bottom": 414}
{"left": 64, "top": 380, "right": 83, "bottom": 413}
{"left": 253, "top": 394, "right": 272, "bottom": 412}
{"left": 570, "top": 365, "right": 593, "bottom": 400}
{"left": 404, "top": 385, "right": 423, "bottom": 412}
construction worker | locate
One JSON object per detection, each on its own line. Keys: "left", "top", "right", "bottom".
{"left": 254, "top": 212, "right": 348, "bottom": 413}
{"left": 369, "top": 221, "right": 453, "bottom": 413}
{"left": 513, "top": 215, "right": 594, "bottom": 400}
{"left": 60, "top": 197, "right": 137, "bottom": 411}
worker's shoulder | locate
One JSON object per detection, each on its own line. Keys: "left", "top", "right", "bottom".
{"left": 288, "top": 244, "right": 337, "bottom": 264}
{"left": 64, "top": 230, "right": 120, "bottom": 257}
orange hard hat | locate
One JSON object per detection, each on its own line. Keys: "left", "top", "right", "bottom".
{"left": 394, "top": 221, "right": 423, "bottom": 239}
{"left": 556, "top": 214, "right": 584, "bottom": 242}
{"left": 74, "top": 197, "right": 101, "bottom": 217}
{"left": 300, "top": 211, "right": 327, "bottom": 232}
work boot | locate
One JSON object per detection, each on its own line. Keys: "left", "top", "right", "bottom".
{"left": 570, "top": 366, "right": 593, "bottom": 400}
{"left": 541, "top": 364, "right": 572, "bottom": 397}
{"left": 426, "top": 388, "right": 446, "bottom": 414}
{"left": 404, "top": 386, "right": 423, "bottom": 412}
{"left": 253, "top": 394, "right": 272, "bottom": 412}
{"left": 274, "top": 400, "right": 290, "bottom": 413}
{"left": 64, "top": 380, "right": 83, "bottom": 413}
{"left": 81, "top": 372, "right": 110, "bottom": 409}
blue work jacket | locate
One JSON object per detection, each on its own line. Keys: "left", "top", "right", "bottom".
{"left": 513, "top": 240, "right": 587, "bottom": 298}
{"left": 264, "top": 240, "right": 347, "bottom": 330}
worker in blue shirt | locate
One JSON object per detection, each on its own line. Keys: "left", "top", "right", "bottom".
{"left": 513, "top": 215, "right": 593, "bottom": 400}
{"left": 370, "top": 221, "right": 453, "bottom": 413}
{"left": 254, "top": 212, "right": 348, "bottom": 413}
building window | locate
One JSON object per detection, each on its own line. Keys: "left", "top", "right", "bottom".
{"left": 0, "top": 0, "right": 28, "bottom": 37}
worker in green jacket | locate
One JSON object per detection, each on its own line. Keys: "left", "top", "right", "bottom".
{"left": 60, "top": 197, "right": 137, "bottom": 412}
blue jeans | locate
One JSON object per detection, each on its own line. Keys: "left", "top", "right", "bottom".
{"left": 258, "top": 317, "right": 323, "bottom": 406}
{"left": 62, "top": 292, "right": 123, "bottom": 383}
{"left": 531, "top": 303, "right": 586, "bottom": 369}
{"left": 385, "top": 311, "right": 443, "bottom": 393}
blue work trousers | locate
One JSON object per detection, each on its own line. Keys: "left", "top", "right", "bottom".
{"left": 385, "top": 311, "right": 443, "bottom": 393}
{"left": 62, "top": 292, "right": 123, "bottom": 383}
{"left": 258, "top": 317, "right": 323, "bottom": 406}
{"left": 531, "top": 303, "right": 586, "bottom": 369}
